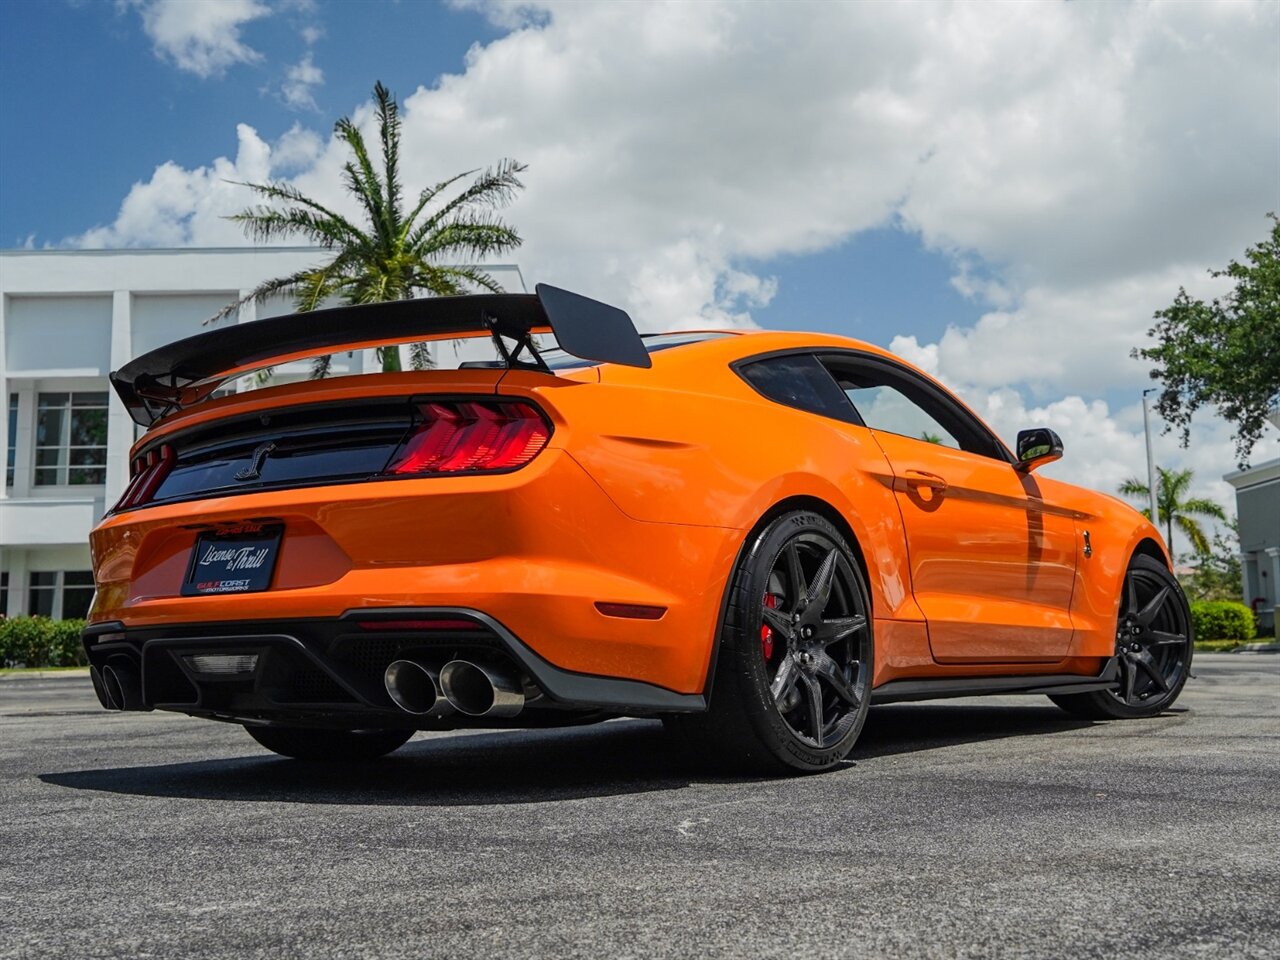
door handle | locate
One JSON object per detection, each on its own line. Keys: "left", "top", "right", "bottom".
{"left": 903, "top": 469, "right": 948, "bottom": 492}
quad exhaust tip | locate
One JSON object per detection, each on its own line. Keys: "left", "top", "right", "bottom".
{"left": 385, "top": 658, "right": 524, "bottom": 718}
{"left": 440, "top": 660, "right": 525, "bottom": 718}
{"left": 384, "top": 659, "right": 453, "bottom": 716}
{"left": 100, "top": 662, "right": 142, "bottom": 711}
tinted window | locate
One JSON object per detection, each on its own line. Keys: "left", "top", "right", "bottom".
{"left": 824, "top": 355, "right": 1008, "bottom": 461}
{"left": 842, "top": 383, "right": 960, "bottom": 448}
{"left": 737, "top": 354, "right": 857, "bottom": 423}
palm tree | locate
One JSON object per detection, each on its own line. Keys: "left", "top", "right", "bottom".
{"left": 1118, "top": 467, "right": 1227, "bottom": 556}
{"left": 218, "top": 81, "right": 526, "bottom": 375}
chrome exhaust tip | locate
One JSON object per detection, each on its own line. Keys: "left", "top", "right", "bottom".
{"left": 101, "top": 662, "right": 142, "bottom": 711}
{"left": 439, "top": 660, "right": 525, "bottom": 718}
{"left": 89, "top": 666, "right": 114, "bottom": 710}
{"left": 384, "top": 659, "right": 453, "bottom": 716}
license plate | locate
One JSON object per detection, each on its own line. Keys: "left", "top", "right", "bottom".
{"left": 182, "top": 524, "right": 283, "bottom": 596}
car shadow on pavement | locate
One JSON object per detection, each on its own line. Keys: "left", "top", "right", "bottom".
{"left": 40, "top": 701, "right": 1102, "bottom": 806}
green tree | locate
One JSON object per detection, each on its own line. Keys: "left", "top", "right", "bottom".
{"left": 1178, "top": 518, "right": 1243, "bottom": 603}
{"left": 220, "top": 81, "right": 526, "bottom": 374}
{"left": 1135, "top": 213, "right": 1280, "bottom": 466}
{"left": 1118, "top": 466, "right": 1226, "bottom": 556}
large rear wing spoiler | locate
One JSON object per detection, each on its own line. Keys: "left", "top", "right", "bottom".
{"left": 110, "top": 284, "right": 651, "bottom": 426}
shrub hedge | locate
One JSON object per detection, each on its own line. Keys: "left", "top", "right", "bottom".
{"left": 1189, "top": 600, "right": 1255, "bottom": 643}
{"left": 0, "top": 617, "right": 87, "bottom": 668}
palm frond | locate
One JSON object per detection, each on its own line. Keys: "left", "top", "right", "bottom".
{"left": 373, "top": 81, "right": 403, "bottom": 229}
{"left": 1175, "top": 515, "right": 1212, "bottom": 556}
{"left": 413, "top": 216, "right": 523, "bottom": 267}
{"left": 406, "top": 160, "right": 527, "bottom": 250}
{"left": 1180, "top": 497, "right": 1228, "bottom": 521}
{"left": 224, "top": 179, "right": 367, "bottom": 242}
{"left": 408, "top": 341, "right": 435, "bottom": 370}
{"left": 335, "top": 118, "right": 388, "bottom": 240}
{"left": 398, "top": 171, "right": 473, "bottom": 244}
{"left": 227, "top": 206, "right": 371, "bottom": 251}
{"left": 207, "top": 270, "right": 325, "bottom": 324}
{"left": 1118, "top": 477, "right": 1150, "bottom": 496}
{"left": 418, "top": 265, "right": 505, "bottom": 294}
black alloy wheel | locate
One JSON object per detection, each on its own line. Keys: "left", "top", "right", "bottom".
{"left": 1050, "top": 554, "right": 1193, "bottom": 720}
{"left": 244, "top": 724, "right": 414, "bottom": 761}
{"left": 669, "top": 511, "right": 874, "bottom": 774}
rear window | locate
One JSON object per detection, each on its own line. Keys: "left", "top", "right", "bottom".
{"left": 736, "top": 354, "right": 858, "bottom": 423}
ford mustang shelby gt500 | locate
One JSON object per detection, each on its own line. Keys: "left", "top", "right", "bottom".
{"left": 82, "top": 284, "right": 1192, "bottom": 773}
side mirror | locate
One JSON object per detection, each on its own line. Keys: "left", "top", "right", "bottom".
{"left": 1015, "top": 427, "right": 1064, "bottom": 473}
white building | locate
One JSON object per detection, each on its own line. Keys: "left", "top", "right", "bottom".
{"left": 0, "top": 247, "right": 525, "bottom": 619}
{"left": 1224, "top": 415, "right": 1280, "bottom": 638}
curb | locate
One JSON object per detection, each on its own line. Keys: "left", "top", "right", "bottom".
{"left": 0, "top": 668, "right": 91, "bottom": 682}
{"left": 1234, "top": 642, "right": 1280, "bottom": 654}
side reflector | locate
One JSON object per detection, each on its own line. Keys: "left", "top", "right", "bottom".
{"left": 594, "top": 602, "right": 667, "bottom": 621}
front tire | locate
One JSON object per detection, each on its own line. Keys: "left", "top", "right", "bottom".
{"left": 244, "top": 725, "right": 414, "bottom": 761}
{"left": 669, "top": 510, "right": 874, "bottom": 774}
{"left": 1049, "top": 554, "right": 1193, "bottom": 720}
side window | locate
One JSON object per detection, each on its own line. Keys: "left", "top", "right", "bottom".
{"left": 736, "top": 354, "right": 857, "bottom": 423}
{"left": 823, "top": 356, "right": 1009, "bottom": 461}
{"left": 841, "top": 382, "right": 960, "bottom": 449}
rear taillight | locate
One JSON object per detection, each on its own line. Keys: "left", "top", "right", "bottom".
{"left": 113, "top": 443, "right": 175, "bottom": 511}
{"left": 386, "top": 400, "right": 550, "bottom": 475}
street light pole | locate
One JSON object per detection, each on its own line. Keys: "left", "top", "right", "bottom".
{"left": 1142, "top": 389, "right": 1160, "bottom": 535}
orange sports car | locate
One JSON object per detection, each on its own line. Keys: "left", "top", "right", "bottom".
{"left": 83, "top": 285, "right": 1193, "bottom": 773}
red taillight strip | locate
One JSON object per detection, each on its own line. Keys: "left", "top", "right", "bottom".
{"left": 113, "top": 444, "right": 175, "bottom": 511}
{"left": 387, "top": 400, "right": 549, "bottom": 476}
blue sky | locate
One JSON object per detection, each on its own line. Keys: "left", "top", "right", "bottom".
{"left": 1, "top": 0, "right": 1276, "bottom": 521}
{"left": 1, "top": 1, "right": 500, "bottom": 241}
{"left": 0, "top": 0, "right": 983, "bottom": 350}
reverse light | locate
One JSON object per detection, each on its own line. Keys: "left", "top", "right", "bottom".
{"left": 387, "top": 400, "right": 550, "bottom": 475}
{"left": 113, "top": 443, "right": 175, "bottom": 512}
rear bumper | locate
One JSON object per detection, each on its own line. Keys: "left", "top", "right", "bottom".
{"left": 87, "top": 450, "right": 742, "bottom": 695}
{"left": 82, "top": 608, "right": 707, "bottom": 728}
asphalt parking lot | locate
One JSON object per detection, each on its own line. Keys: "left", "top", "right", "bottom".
{"left": 2, "top": 654, "right": 1277, "bottom": 960}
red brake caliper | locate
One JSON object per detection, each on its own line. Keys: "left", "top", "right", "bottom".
{"left": 761, "top": 593, "right": 779, "bottom": 660}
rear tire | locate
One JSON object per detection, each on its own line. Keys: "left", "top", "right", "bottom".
{"left": 1049, "top": 554, "right": 1193, "bottom": 720}
{"left": 244, "top": 725, "right": 414, "bottom": 761}
{"left": 668, "top": 510, "right": 874, "bottom": 774}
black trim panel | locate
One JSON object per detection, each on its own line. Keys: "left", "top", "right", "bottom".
{"left": 871, "top": 658, "right": 1120, "bottom": 704}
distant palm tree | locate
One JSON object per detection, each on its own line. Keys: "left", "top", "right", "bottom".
{"left": 218, "top": 81, "right": 526, "bottom": 375}
{"left": 1119, "top": 467, "right": 1226, "bottom": 556}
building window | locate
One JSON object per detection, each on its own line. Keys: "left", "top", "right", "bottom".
{"left": 5, "top": 392, "right": 16, "bottom": 488}
{"left": 35, "top": 392, "right": 108, "bottom": 486}
{"left": 0, "top": 571, "right": 9, "bottom": 616}
{"left": 62, "top": 572, "right": 96, "bottom": 619}
{"left": 28, "top": 572, "right": 57, "bottom": 616}
{"left": 26, "top": 570, "right": 95, "bottom": 620}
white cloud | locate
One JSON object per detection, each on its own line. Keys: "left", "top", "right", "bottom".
{"left": 123, "top": 0, "right": 271, "bottom": 78}
{"left": 280, "top": 52, "right": 323, "bottom": 111}
{"left": 74, "top": 124, "right": 273, "bottom": 248}
{"left": 75, "top": 0, "right": 1280, "bottom": 522}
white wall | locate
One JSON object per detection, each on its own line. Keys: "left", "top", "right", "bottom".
{"left": 4, "top": 295, "right": 112, "bottom": 374}
{"left": 0, "top": 248, "right": 526, "bottom": 617}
